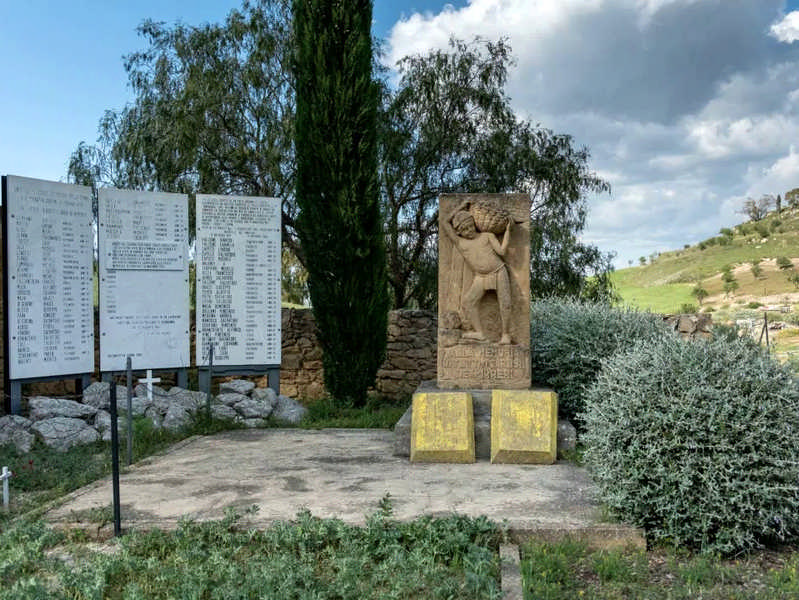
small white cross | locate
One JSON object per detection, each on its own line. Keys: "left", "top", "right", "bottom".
{"left": 139, "top": 370, "right": 161, "bottom": 402}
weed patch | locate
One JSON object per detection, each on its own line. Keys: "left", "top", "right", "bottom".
{"left": 1, "top": 506, "right": 502, "bottom": 599}
{"left": 521, "top": 539, "right": 799, "bottom": 599}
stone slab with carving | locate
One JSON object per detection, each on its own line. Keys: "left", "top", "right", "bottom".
{"left": 490, "top": 389, "right": 557, "bottom": 464}
{"left": 410, "top": 391, "right": 475, "bottom": 463}
{"left": 438, "top": 194, "right": 531, "bottom": 389}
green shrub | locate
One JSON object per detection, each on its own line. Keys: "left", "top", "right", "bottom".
{"left": 755, "top": 223, "right": 770, "bottom": 238}
{"left": 530, "top": 298, "right": 670, "bottom": 429}
{"left": 777, "top": 256, "right": 793, "bottom": 270}
{"left": 582, "top": 335, "right": 799, "bottom": 554}
{"left": 746, "top": 301, "right": 763, "bottom": 309}
{"left": 678, "top": 303, "right": 698, "bottom": 314}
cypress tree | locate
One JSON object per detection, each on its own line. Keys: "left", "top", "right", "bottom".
{"left": 292, "top": 0, "right": 389, "bottom": 406}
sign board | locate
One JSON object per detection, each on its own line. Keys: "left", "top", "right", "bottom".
{"left": 4, "top": 176, "right": 94, "bottom": 379}
{"left": 195, "top": 194, "right": 281, "bottom": 366}
{"left": 99, "top": 189, "right": 190, "bottom": 371}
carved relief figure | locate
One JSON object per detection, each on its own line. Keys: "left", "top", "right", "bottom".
{"left": 441, "top": 199, "right": 513, "bottom": 344}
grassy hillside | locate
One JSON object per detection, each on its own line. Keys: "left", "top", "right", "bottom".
{"left": 613, "top": 206, "right": 799, "bottom": 365}
{"left": 613, "top": 206, "right": 799, "bottom": 314}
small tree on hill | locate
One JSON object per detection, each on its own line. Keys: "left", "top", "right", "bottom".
{"left": 786, "top": 187, "right": 799, "bottom": 209}
{"left": 723, "top": 279, "right": 739, "bottom": 298}
{"left": 741, "top": 195, "right": 773, "bottom": 221}
{"left": 777, "top": 256, "right": 794, "bottom": 270}
{"left": 788, "top": 270, "right": 799, "bottom": 290}
{"left": 750, "top": 259, "right": 763, "bottom": 279}
{"left": 691, "top": 283, "right": 708, "bottom": 306}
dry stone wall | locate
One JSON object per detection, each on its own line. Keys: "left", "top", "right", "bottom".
{"left": 281, "top": 308, "right": 437, "bottom": 401}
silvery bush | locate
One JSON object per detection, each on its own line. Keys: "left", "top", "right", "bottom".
{"left": 530, "top": 298, "right": 669, "bottom": 428}
{"left": 582, "top": 334, "right": 799, "bottom": 554}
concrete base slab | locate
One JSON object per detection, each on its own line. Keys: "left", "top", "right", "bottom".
{"left": 46, "top": 429, "right": 643, "bottom": 548}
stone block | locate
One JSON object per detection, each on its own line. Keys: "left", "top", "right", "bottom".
{"left": 410, "top": 392, "right": 475, "bottom": 463}
{"left": 491, "top": 390, "right": 557, "bottom": 464}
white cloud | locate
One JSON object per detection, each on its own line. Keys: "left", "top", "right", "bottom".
{"left": 771, "top": 10, "right": 799, "bottom": 43}
{"left": 744, "top": 146, "right": 799, "bottom": 198}
{"left": 387, "top": 0, "right": 799, "bottom": 266}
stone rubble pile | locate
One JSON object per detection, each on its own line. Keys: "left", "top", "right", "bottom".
{"left": 664, "top": 313, "right": 713, "bottom": 339}
{"left": 0, "top": 380, "right": 307, "bottom": 453}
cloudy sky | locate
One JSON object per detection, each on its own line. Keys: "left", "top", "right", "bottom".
{"left": 386, "top": 0, "right": 799, "bottom": 266}
{"left": 3, "top": 1, "right": 799, "bottom": 267}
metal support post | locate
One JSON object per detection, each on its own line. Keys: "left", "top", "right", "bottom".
{"left": 109, "top": 379, "right": 122, "bottom": 537}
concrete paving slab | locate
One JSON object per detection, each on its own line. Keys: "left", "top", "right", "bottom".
{"left": 46, "top": 428, "right": 643, "bottom": 547}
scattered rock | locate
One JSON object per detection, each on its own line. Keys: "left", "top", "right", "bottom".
{"left": 29, "top": 397, "right": 97, "bottom": 422}
{"left": 134, "top": 383, "right": 168, "bottom": 400}
{"left": 217, "top": 392, "right": 249, "bottom": 407}
{"left": 124, "top": 396, "right": 153, "bottom": 417}
{"left": 82, "top": 382, "right": 128, "bottom": 410}
{"left": 234, "top": 397, "right": 275, "bottom": 419}
{"left": 219, "top": 379, "right": 255, "bottom": 395}
{"left": 165, "top": 387, "right": 206, "bottom": 413}
{"left": 252, "top": 387, "right": 277, "bottom": 404}
{"left": 271, "top": 395, "right": 308, "bottom": 425}
{"left": 31, "top": 417, "right": 100, "bottom": 451}
{"left": 210, "top": 403, "right": 238, "bottom": 421}
{"left": 0, "top": 416, "right": 35, "bottom": 454}
{"left": 144, "top": 406, "right": 163, "bottom": 429}
{"left": 557, "top": 420, "right": 577, "bottom": 456}
{"left": 162, "top": 405, "right": 192, "bottom": 432}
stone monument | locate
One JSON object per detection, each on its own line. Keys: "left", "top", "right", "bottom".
{"left": 437, "top": 193, "right": 531, "bottom": 389}
{"left": 403, "top": 193, "right": 558, "bottom": 464}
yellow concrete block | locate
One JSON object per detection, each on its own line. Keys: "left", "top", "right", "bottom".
{"left": 410, "top": 392, "right": 475, "bottom": 463}
{"left": 491, "top": 390, "right": 557, "bottom": 464}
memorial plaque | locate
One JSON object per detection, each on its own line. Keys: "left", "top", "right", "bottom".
{"left": 490, "top": 389, "right": 557, "bottom": 464}
{"left": 195, "top": 194, "right": 281, "bottom": 366}
{"left": 99, "top": 189, "right": 190, "bottom": 371}
{"left": 437, "top": 194, "right": 531, "bottom": 389}
{"left": 410, "top": 391, "right": 475, "bottom": 463}
{"left": 4, "top": 176, "right": 94, "bottom": 379}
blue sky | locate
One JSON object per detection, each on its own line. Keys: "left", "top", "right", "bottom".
{"left": 0, "top": 1, "right": 465, "bottom": 184}
{"left": 3, "top": 1, "right": 799, "bottom": 266}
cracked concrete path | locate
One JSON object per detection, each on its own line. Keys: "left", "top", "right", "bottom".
{"left": 46, "top": 428, "right": 642, "bottom": 546}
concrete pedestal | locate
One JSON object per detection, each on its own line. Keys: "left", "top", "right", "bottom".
{"left": 395, "top": 382, "right": 571, "bottom": 462}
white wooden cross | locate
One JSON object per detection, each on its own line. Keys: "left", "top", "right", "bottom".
{"left": 139, "top": 370, "right": 161, "bottom": 402}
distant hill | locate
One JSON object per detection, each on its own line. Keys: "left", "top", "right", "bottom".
{"left": 612, "top": 206, "right": 799, "bottom": 315}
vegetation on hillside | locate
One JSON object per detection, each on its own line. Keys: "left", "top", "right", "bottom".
{"left": 614, "top": 205, "right": 799, "bottom": 314}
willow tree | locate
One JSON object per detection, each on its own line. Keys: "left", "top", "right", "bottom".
{"left": 292, "top": 0, "right": 389, "bottom": 405}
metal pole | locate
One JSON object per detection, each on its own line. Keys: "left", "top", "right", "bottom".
{"left": 206, "top": 343, "right": 214, "bottom": 418}
{"left": 109, "top": 378, "right": 122, "bottom": 537}
{"left": 1, "top": 466, "right": 10, "bottom": 511}
{"left": 126, "top": 357, "right": 133, "bottom": 466}
{"left": 764, "top": 313, "right": 770, "bottom": 351}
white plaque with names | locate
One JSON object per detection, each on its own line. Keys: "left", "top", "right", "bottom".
{"left": 4, "top": 176, "right": 95, "bottom": 379}
{"left": 195, "top": 194, "right": 281, "bottom": 366}
{"left": 99, "top": 188, "right": 190, "bottom": 371}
